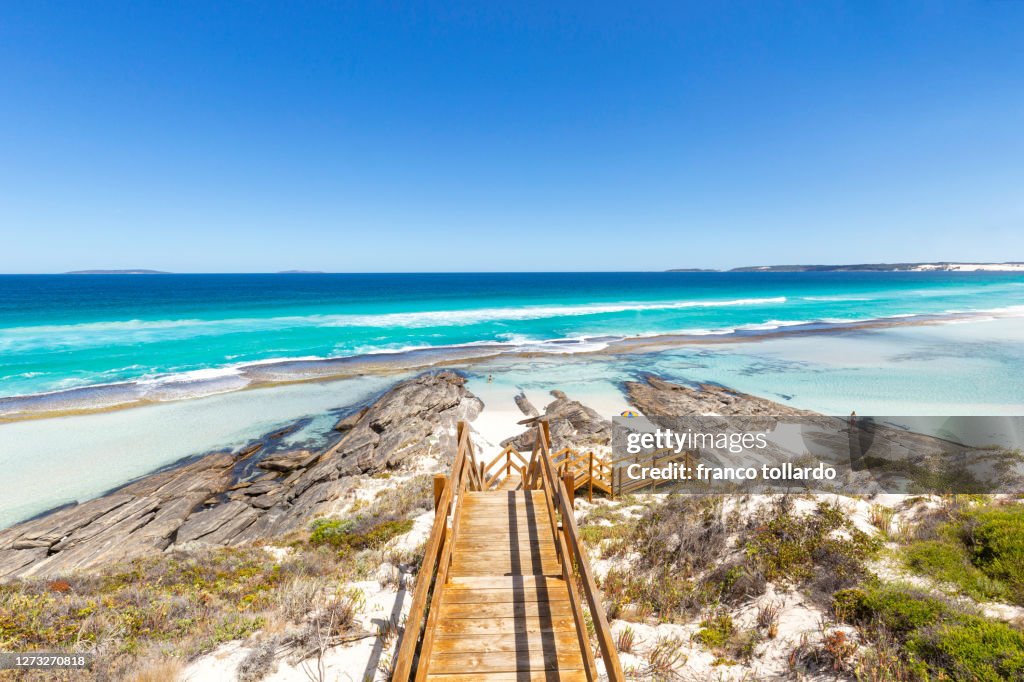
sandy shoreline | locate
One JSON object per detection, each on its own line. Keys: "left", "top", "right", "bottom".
{"left": 1, "top": 306, "right": 1015, "bottom": 424}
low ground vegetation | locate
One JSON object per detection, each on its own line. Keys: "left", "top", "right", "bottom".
{"left": 0, "top": 474, "right": 433, "bottom": 681}
{"left": 835, "top": 582, "right": 1024, "bottom": 680}
{"left": 587, "top": 493, "right": 1024, "bottom": 681}
{"left": 903, "top": 500, "right": 1024, "bottom": 606}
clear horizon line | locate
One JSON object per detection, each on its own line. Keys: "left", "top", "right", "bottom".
{"left": 2, "top": 260, "right": 1023, "bottom": 276}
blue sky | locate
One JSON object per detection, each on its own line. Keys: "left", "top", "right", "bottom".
{"left": 1, "top": 2, "right": 1022, "bottom": 272}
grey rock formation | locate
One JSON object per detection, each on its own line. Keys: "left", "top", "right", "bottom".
{"left": 333, "top": 407, "right": 368, "bottom": 432}
{"left": 626, "top": 376, "right": 814, "bottom": 418}
{"left": 0, "top": 370, "right": 481, "bottom": 581}
{"left": 503, "top": 389, "right": 611, "bottom": 451}
{"left": 513, "top": 391, "right": 539, "bottom": 418}
{"left": 257, "top": 449, "right": 319, "bottom": 473}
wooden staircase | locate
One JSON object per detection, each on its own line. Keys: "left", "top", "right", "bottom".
{"left": 392, "top": 422, "right": 624, "bottom": 681}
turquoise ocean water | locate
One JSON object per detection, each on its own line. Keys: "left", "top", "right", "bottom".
{"left": 2, "top": 272, "right": 1023, "bottom": 407}
{"left": 2, "top": 271, "right": 1024, "bottom": 526}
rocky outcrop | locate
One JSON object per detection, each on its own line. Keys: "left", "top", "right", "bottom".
{"left": 503, "top": 389, "right": 611, "bottom": 451}
{"left": 0, "top": 371, "right": 481, "bottom": 581}
{"left": 514, "top": 392, "right": 539, "bottom": 418}
{"left": 626, "top": 376, "right": 814, "bottom": 418}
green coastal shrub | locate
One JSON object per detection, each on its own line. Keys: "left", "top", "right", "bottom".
{"left": 904, "top": 540, "right": 1006, "bottom": 602}
{"left": 348, "top": 519, "right": 414, "bottom": 550}
{"left": 308, "top": 516, "right": 413, "bottom": 553}
{"left": 967, "top": 505, "right": 1024, "bottom": 603}
{"left": 309, "top": 518, "right": 357, "bottom": 546}
{"left": 833, "top": 585, "right": 955, "bottom": 636}
{"left": 834, "top": 583, "right": 1024, "bottom": 680}
{"left": 907, "top": 615, "right": 1024, "bottom": 681}
{"left": 903, "top": 502, "right": 1024, "bottom": 605}
{"left": 0, "top": 474, "right": 431, "bottom": 680}
{"left": 746, "top": 499, "right": 881, "bottom": 593}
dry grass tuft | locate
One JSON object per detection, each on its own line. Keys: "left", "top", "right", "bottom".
{"left": 756, "top": 600, "right": 781, "bottom": 639}
{"left": 645, "top": 634, "right": 686, "bottom": 677}
{"left": 123, "top": 659, "right": 185, "bottom": 682}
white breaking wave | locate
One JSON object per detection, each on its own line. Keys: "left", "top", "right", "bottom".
{"left": 0, "top": 296, "right": 788, "bottom": 335}
{"left": 801, "top": 295, "right": 875, "bottom": 302}
{"left": 0, "top": 297, "right": 789, "bottom": 352}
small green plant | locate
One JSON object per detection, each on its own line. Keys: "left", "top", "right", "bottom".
{"left": 695, "top": 609, "right": 734, "bottom": 651}
{"left": 600, "top": 566, "right": 695, "bottom": 622}
{"left": 731, "top": 628, "right": 762, "bottom": 662}
{"left": 615, "top": 624, "right": 637, "bottom": 653}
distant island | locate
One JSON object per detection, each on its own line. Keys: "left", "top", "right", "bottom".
{"left": 65, "top": 269, "right": 171, "bottom": 275}
{"left": 668, "top": 262, "right": 1024, "bottom": 273}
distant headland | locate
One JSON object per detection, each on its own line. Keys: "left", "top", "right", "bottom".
{"left": 669, "top": 262, "right": 1024, "bottom": 273}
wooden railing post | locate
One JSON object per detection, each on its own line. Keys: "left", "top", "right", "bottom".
{"left": 613, "top": 461, "right": 618, "bottom": 499}
{"left": 562, "top": 471, "right": 575, "bottom": 509}
{"left": 587, "top": 452, "right": 594, "bottom": 503}
{"left": 433, "top": 473, "right": 447, "bottom": 512}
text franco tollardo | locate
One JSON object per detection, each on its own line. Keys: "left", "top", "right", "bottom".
{"left": 624, "top": 428, "right": 769, "bottom": 455}
{"left": 625, "top": 461, "right": 838, "bottom": 482}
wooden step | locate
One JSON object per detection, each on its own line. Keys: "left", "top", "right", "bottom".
{"left": 458, "top": 513, "right": 550, "bottom": 524}
{"left": 454, "top": 527, "right": 556, "bottom": 540}
{"left": 449, "top": 561, "right": 563, "bottom": 577}
{"left": 447, "top": 576, "right": 565, "bottom": 589}
{"left": 427, "top": 672, "right": 586, "bottom": 682}
{"left": 449, "top": 550, "right": 559, "bottom": 566}
{"left": 462, "top": 491, "right": 545, "bottom": 502}
{"left": 443, "top": 586, "right": 571, "bottom": 604}
{"left": 427, "top": 648, "right": 585, "bottom": 674}
{"left": 452, "top": 543, "right": 558, "bottom": 557}
{"left": 460, "top": 499, "right": 548, "bottom": 510}
{"left": 431, "top": 631, "right": 581, "bottom": 654}
{"left": 440, "top": 599, "right": 574, "bottom": 620}
{"left": 434, "top": 615, "right": 579, "bottom": 635}
{"left": 449, "top": 547, "right": 559, "bottom": 562}
{"left": 454, "top": 537, "right": 558, "bottom": 550}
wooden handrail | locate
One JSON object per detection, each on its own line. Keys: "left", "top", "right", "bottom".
{"left": 536, "top": 443, "right": 598, "bottom": 678}
{"left": 394, "top": 422, "right": 483, "bottom": 680}
{"left": 534, "top": 422, "right": 625, "bottom": 680}
{"left": 393, "top": 427, "right": 462, "bottom": 679}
